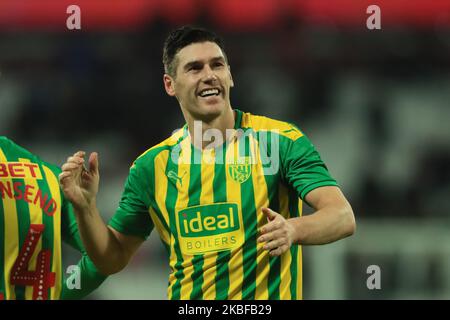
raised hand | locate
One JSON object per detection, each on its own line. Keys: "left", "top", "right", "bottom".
{"left": 59, "top": 151, "right": 99, "bottom": 211}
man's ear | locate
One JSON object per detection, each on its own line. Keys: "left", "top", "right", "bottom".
{"left": 163, "top": 74, "right": 176, "bottom": 96}
{"left": 228, "top": 66, "right": 234, "bottom": 88}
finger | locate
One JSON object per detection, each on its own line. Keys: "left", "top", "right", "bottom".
{"left": 258, "top": 228, "right": 282, "bottom": 243}
{"left": 262, "top": 207, "right": 277, "bottom": 222}
{"left": 73, "top": 151, "right": 85, "bottom": 157}
{"left": 61, "top": 162, "right": 83, "bottom": 172}
{"left": 269, "top": 247, "right": 285, "bottom": 257}
{"left": 88, "top": 152, "right": 99, "bottom": 174}
{"left": 58, "top": 171, "right": 72, "bottom": 182}
{"left": 259, "top": 219, "right": 282, "bottom": 235}
{"left": 263, "top": 238, "right": 286, "bottom": 251}
{"left": 66, "top": 156, "right": 85, "bottom": 165}
{"left": 270, "top": 244, "right": 290, "bottom": 257}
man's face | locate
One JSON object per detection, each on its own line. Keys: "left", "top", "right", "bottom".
{"left": 164, "top": 41, "right": 234, "bottom": 122}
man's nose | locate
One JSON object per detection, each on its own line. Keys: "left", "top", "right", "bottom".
{"left": 202, "top": 66, "right": 218, "bottom": 82}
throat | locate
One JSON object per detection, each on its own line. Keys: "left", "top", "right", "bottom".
{"left": 187, "top": 108, "right": 236, "bottom": 150}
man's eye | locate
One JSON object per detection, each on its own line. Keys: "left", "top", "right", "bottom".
{"left": 189, "top": 65, "right": 202, "bottom": 71}
{"left": 213, "top": 62, "right": 224, "bottom": 68}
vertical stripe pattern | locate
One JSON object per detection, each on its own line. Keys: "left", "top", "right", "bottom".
{"left": 224, "top": 138, "right": 244, "bottom": 300}
{"left": 0, "top": 142, "right": 64, "bottom": 300}
{"left": 20, "top": 158, "right": 43, "bottom": 300}
{"left": 0, "top": 148, "right": 18, "bottom": 299}
{"left": 42, "top": 166, "right": 62, "bottom": 300}
{"left": 199, "top": 149, "right": 217, "bottom": 299}
{"left": 150, "top": 110, "right": 311, "bottom": 300}
{"left": 213, "top": 144, "right": 230, "bottom": 299}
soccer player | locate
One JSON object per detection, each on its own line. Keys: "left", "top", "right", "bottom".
{"left": 0, "top": 136, "right": 105, "bottom": 300}
{"left": 59, "top": 26, "right": 356, "bottom": 299}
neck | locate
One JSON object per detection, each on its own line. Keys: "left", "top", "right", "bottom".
{"left": 186, "top": 108, "right": 236, "bottom": 150}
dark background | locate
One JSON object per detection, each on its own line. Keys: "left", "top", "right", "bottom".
{"left": 1, "top": 0, "right": 449, "bottom": 299}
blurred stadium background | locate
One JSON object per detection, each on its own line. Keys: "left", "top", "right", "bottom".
{"left": 1, "top": 0, "right": 450, "bottom": 299}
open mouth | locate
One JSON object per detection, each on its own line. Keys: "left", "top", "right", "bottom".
{"left": 198, "top": 88, "right": 220, "bottom": 98}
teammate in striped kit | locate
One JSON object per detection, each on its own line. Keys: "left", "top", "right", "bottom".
{"left": 60, "top": 26, "right": 356, "bottom": 299}
{"left": 0, "top": 136, "right": 105, "bottom": 300}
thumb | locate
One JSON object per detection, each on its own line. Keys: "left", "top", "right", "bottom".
{"left": 88, "top": 152, "right": 99, "bottom": 174}
{"left": 262, "top": 207, "right": 277, "bottom": 222}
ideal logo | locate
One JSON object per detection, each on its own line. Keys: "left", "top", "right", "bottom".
{"left": 179, "top": 203, "right": 239, "bottom": 237}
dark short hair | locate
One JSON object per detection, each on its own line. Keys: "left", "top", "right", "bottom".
{"left": 162, "top": 26, "right": 227, "bottom": 77}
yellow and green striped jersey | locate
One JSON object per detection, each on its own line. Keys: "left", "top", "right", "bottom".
{"left": 0, "top": 136, "right": 105, "bottom": 300}
{"left": 109, "top": 109, "right": 338, "bottom": 300}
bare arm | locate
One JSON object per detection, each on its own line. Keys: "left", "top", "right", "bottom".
{"left": 72, "top": 200, "right": 144, "bottom": 275}
{"left": 258, "top": 186, "right": 356, "bottom": 256}
{"left": 290, "top": 186, "right": 356, "bottom": 245}
{"left": 59, "top": 151, "right": 144, "bottom": 275}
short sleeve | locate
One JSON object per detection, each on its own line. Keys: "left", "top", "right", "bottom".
{"left": 280, "top": 132, "right": 338, "bottom": 200}
{"left": 108, "top": 161, "right": 154, "bottom": 239}
{"left": 61, "top": 195, "right": 84, "bottom": 251}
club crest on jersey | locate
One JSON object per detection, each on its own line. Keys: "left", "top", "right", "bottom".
{"left": 228, "top": 156, "right": 252, "bottom": 184}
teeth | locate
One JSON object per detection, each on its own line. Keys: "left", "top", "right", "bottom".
{"left": 199, "top": 89, "right": 219, "bottom": 97}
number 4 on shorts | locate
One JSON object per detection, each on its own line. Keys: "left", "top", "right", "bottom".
{"left": 10, "top": 224, "right": 55, "bottom": 300}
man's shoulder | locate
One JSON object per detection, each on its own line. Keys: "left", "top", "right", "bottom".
{"left": 0, "top": 135, "right": 10, "bottom": 145}
{"left": 0, "top": 136, "right": 61, "bottom": 174}
{"left": 132, "top": 128, "right": 186, "bottom": 168}
{"left": 0, "top": 136, "right": 38, "bottom": 161}
{"left": 0, "top": 136, "right": 23, "bottom": 153}
{"left": 240, "top": 111, "right": 304, "bottom": 141}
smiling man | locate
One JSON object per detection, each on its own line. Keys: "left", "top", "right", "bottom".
{"left": 59, "top": 26, "right": 356, "bottom": 300}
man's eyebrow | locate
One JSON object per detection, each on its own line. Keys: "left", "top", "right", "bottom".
{"left": 183, "top": 60, "right": 201, "bottom": 70}
{"left": 210, "top": 56, "right": 226, "bottom": 63}
{"left": 183, "top": 56, "right": 225, "bottom": 70}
